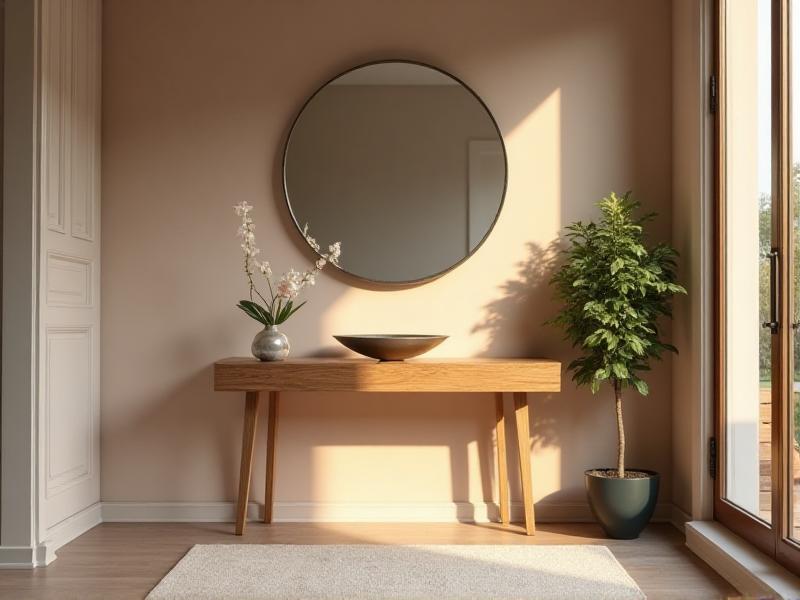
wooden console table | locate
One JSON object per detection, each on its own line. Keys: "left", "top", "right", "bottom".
{"left": 214, "top": 357, "right": 561, "bottom": 536}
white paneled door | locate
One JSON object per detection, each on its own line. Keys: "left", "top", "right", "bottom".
{"left": 37, "top": 0, "right": 102, "bottom": 535}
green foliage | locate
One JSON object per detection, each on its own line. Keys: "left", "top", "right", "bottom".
{"left": 759, "top": 165, "right": 800, "bottom": 388}
{"left": 759, "top": 164, "right": 800, "bottom": 448}
{"left": 236, "top": 299, "right": 306, "bottom": 327}
{"left": 549, "top": 192, "right": 686, "bottom": 396}
{"left": 758, "top": 192, "right": 773, "bottom": 381}
{"left": 795, "top": 395, "right": 800, "bottom": 450}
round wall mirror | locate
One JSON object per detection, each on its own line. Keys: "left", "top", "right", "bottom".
{"left": 283, "top": 60, "right": 507, "bottom": 284}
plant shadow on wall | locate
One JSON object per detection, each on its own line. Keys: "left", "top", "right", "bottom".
{"left": 471, "top": 240, "right": 573, "bottom": 507}
{"left": 472, "top": 240, "right": 562, "bottom": 359}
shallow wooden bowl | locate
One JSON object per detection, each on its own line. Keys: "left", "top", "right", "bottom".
{"left": 333, "top": 334, "right": 448, "bottom": 361}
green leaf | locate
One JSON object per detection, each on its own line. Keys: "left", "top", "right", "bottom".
{"left": 547, "top": 191, "right": 685, "bottom": 395}
{"left": 594, "top": 366, "right": 611, "bottom": 380}
{"left": 632, "top": 379, "right": 649, "bottom": 396}
{"left": 247, "top": 300, "right": 274, "bottom": 325}
{"left": 275, "top": 300, "right": 295, "bottom": 324}
{"left": 284, "top": 300, "right": 307, "bottom": 321}
{"left": 237, "top": 300, "right": 271, "bottom": 326}
{"left": 611, "top": 363, "right": 629, "bottom": 379}
{"left": 276, "top": 301, "right": 290, "bottom": 323}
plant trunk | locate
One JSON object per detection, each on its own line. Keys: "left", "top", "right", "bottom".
{"left": 614, "top": 379, "right": 625, "bottom": 478}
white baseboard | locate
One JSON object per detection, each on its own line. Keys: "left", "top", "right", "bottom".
{"left": 101, "top": 500, "right": 676, "bottom": 525}
{"left": 686, "top": 520, "right": 800, "bottom": 599}
{"left": 669, "top": 504, "right": 692, "bottom": 533}
{"left": 0, "top": 502, "right": 104, "bottom": 568}
{"left": 40, "top": 502, "right": 103, "bottom": 563}
{"left": 272, "top": 501, "right": 506, "bottom": 523}
{"left": 0, "top": 546, "right": 40, "bottom": 569}
{"left": 1, "top": 499, "right": 682, "bottom": 568}
{"left": 102, "top": 501, "right": 262, "bottom": 523}
{"left": 102, "top": 500, "right": 507, "bottom": 523}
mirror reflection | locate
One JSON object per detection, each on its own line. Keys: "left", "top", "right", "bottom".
{"left": 283, "top": 61, "right": 507, "bottom": 283}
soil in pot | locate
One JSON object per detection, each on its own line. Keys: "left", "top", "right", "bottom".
{"left": 587, "top": 469, "right": 653, "bottom": 479}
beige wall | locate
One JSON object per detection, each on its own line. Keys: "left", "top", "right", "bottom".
{"left": 671, "top": 0, "right": 714, "bottom": 521}
{"left": 671, "top": 0, "right": 701, "bottom": 519}
{"left": 101, "top": 0, "right": 673, "bottom": 511}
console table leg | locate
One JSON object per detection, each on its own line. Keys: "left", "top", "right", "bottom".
{"left": 495, "top": 393, "right": 510, "bottom": 525}
{"left": 264, "top": 391, "right": 279, "bottom": 524}
{"left": 513, "top": 392, "right": 535, "bottom": 535}
{"left": 235, "top": 391, "right": 260, "bottom": 535}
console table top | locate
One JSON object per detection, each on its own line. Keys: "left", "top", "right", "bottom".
{"left": 214, "top": 357, "right": 561, "bottom": 393}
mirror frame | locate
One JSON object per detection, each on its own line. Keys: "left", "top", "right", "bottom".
{"left": 282, "top": 59, "right": 508, "bottom": 285}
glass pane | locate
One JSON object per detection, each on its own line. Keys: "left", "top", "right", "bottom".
{"left": 791, "top": 0, "right": 800, "bottom": 542}
{"left": 724, "top": 0, "right": 773, "bottom": 523}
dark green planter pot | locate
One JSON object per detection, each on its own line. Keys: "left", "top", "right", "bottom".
{"left": 585, "top": 469, "right": 660, "bottom": 539}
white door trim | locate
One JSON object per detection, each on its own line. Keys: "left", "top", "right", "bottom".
{"left": 2, "top": 0, "right": 42, "bottom": 554}
{"left": 694, "top": 0, "right": 716, "bottom": 522}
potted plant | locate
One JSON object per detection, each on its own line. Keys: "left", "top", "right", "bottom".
{"left": 234, "top": 201, "right": 341, "bottom": 361}
{"left": 549, "top": 192, "right": 685, "bottom": 539}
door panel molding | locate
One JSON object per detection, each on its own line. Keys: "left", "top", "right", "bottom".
{"left": 37, "top": 0, "right": 102, "bottom": 545}
{"left": 45, "top": 251, "right": 93, "bottom": 308}
{"left": 43, "top": 326, "right": 93, "bottom": 500}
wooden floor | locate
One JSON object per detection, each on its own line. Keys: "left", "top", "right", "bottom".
{"left": 0, "top": 522, "right": 736, "bottom": 599}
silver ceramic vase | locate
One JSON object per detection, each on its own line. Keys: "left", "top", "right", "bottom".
{"left": 251, "top": 325, "right": 290, "bottom": 361}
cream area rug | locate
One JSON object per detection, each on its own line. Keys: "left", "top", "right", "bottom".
{"left": 147, "top": 544, "right": 645, "bottom": 600}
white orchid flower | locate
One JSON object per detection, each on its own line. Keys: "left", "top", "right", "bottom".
{"left": 234, "top": 204, "right": 341, "bottom": 325}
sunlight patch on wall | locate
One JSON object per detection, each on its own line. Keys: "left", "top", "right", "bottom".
{"left": 310, "top": 445, "right": 455, "bottom": 501}
{"left": 531, "top": 443, "right": 563, "bottom": 502}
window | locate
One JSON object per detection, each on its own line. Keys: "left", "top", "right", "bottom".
{"left": 716, "top": 0, "right": 800, "bottom": 572}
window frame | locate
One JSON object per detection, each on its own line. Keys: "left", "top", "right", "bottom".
{"left": 714, "top": 0, "right": 800, "bottom": 573}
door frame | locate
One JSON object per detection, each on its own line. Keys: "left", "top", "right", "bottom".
{"left": 713, "top": 0, "right": 800, "bottom": 573}
{"left": 0, "top": 0, "right": 47, "bottom": 567}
